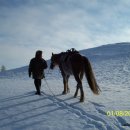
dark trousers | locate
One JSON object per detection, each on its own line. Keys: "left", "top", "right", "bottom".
{"left": 34, "top": 79, "right": 41, "bottom": 94}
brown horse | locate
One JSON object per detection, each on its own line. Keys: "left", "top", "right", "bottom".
{"left": 50, "top": 49, "right": 100, "bottom": 102}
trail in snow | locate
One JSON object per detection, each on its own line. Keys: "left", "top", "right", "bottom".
{"left": 0, "top": 43, "right": 130, "bottom": 130}
{"left": 0, "top": 77, "right": 130, "bottom": 130}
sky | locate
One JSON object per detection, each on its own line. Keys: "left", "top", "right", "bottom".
{"left": 0, "top": 0, "right": 130, "bottom": 70}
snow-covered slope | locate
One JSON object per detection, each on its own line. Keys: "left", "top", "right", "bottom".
{"left": 81, "top": 42, "right": 130, "bottom": 61}
{"left": 81, "top": 42, "right": 130, "bottom": 83}
{"left": 0, "top": 66, "right": 28, "bottom": 79}
{"left": 0, "top": 43, "right": 130, "bottom": 130}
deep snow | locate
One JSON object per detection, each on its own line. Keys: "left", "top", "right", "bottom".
{"left": 0, "top": 43, "right": 130, "bottom": 130}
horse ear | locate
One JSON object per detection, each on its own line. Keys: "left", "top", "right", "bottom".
{"left": 52, "top": 52, "right": 54, "bottom": 56}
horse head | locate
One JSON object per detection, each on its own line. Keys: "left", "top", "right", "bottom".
{"left": 50, "top": 53, "right": 60, "bottom": 69}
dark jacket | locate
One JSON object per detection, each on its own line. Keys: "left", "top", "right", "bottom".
{"left": 28, "top": 58, "right": 47, "bottom": 79}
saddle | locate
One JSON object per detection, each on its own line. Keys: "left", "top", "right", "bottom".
{"left": 64, "top": 48, "right": 79, "bottom": 62}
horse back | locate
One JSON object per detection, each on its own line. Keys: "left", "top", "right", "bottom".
{"left": 69, "top": 53, "right": 84, "bottom": 73}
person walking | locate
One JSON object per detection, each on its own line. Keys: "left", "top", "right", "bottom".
{"left": 28, "top": 50, "right": 47, "bottom": 95}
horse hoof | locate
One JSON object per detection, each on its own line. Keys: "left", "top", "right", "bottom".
{"left": 67, "top": 89, "right": 70, "bottom": 93}
{"left": 62, "top": 91, "right": 67, "bottom": 95}
{"left": 74, "top": 93, "right": 78, "bottom": 98}
{"left": 74, "top": 95, "right": 76, "bottom": 98}
{"left": 80, "top": 99, "right": 84, "bottom": 102}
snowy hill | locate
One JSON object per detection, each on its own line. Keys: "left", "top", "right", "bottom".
{"left": 1, "top": 42, "right": 130, "bottom": 78}
{"left": 0, "top": 43, "right": 130, "bottom": 130}
{"left": 80, "top": 42, "right": 130, "bottom": 61}
{"left": 80, "top": 42, "right": 130, "bottom": 85}
{"left": 0, "top": 66, "right": 28, "bottom": 79}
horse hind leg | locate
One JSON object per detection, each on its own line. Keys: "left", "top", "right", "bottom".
{"left": 67, "top": 85, "right": 70, "bottom": 93}
{"left": 79, "top": 71, "right": 84, "bottom": 102}
{"left": 74, "top": 85, "right": 79, "bottom": 98}
{"left": 74, "top": 72, "right": 82, "bottom": 97}
{"left": 79, "top": 83, "right": 84, "bottom": 102}
{"left": 74, "top": 74, "right": 84, "bottom": 102}
{"left": 74, "top": 72, "right": 84, "bottom": 100}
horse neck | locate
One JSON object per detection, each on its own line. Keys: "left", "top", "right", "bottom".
{"left": 56, "top": 53, "right": 63, "bottom": 65}
{"left": 59, "top": 52, "right": 68, "bottom": 63}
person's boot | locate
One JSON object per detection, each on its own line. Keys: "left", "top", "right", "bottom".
{"left": 35, "top": 92, "right": 38, "bottom": 95}
{"left": 38, "top": 92, "right": 41, "bottom": 95}
{"left": 35, "top": 91, "right": 41, "bottom": 95}
{"left": 37, "top": 86, "right": 41, "bottom": 95}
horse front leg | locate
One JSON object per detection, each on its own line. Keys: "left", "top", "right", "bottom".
{"left": 62, "top": 77, "right": 67, "bottom": 94}
{"left": 66, "top": 75, "right": 70, "bottom": 93}
{"left": 62, "top": 75, "right": 70, "bottom": 94}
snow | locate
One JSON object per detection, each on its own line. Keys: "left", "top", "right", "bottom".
{"left": 0, "top": 43, "right": 130, "bottom": 130}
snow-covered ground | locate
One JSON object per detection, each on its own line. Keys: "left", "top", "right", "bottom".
{"left": 0, "top": 43, "right": 130, "bottom": 130}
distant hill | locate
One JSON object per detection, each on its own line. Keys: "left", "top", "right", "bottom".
{"left": 0, "top": 42, "right": 130, "bottom": 79}
{"left": 80, "top": 42, "right": 130, "bottom": 61}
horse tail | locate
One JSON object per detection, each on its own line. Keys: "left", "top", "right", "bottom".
{"left": 83, "top": 56, "right": 101, "bottom": 95}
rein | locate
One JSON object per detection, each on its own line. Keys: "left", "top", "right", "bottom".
{"left": 43, "top": 68, "right": 62, "bottom": 97}
{"left": 44, "top": 78, "right": 56, "bottom": 97}
{"left": 43, "top": 68, "right": 55, "bottom": 96}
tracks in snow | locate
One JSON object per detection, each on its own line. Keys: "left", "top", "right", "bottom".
{"left": 43, "top": 91, "right": 125, "bottom": 130}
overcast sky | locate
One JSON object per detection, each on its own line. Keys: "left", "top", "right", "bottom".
{"left": 0, "top": 0, "right": 130, "bottom": 70}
